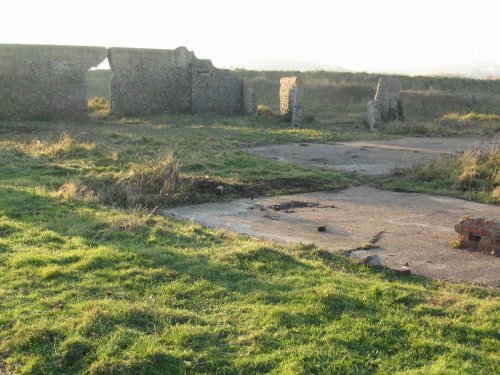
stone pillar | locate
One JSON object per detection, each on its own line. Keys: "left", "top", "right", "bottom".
{"left": 242, "top": 79, "right": 257, "bottom": 115}
{"left": 280, "top": 76, "right": 304, "bottom": 128}
{"left": 367, "top": 77, "right": 404, "bottom": 130}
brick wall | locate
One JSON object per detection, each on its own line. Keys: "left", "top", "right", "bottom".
{"left": 0, "top": 44, "right": 107, "bottom": 120}
{"left": 454, "top": 217, "right": 499, "bottom": 256}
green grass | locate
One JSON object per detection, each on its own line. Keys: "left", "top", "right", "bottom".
{"left": 0, "top": 114, "right": 499, "bottom": 373}
{"left": 0, "top": 180, "right": 498, "bottom": 374}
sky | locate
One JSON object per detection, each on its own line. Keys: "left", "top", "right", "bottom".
{"left": 1, "top": 0, "right": 499, "bottom": 73}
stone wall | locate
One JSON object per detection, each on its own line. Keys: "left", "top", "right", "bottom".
{"left": 191, "top": 59, "right": 243, "bottom": 114}
{"left": 0, "top": 44, "right": 107, "bottom": 120}
{"left": 108, "top": 47, "right": 195, "bottom": 116}
{"left": 454, "top": 216, "right": 499, "bottom": 257}
{"left": 109, "top": 47, "right": 256, "bottom": 117}
{"left": 0, "top": 44, "right": 256, "bottom": 120}
{"left": 280, "top": 76, "right": 304, "bottom": 128}
{"left": 367, "top": 78, "right": 404, "bottom": 130}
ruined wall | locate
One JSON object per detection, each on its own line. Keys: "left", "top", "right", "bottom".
{"left": 0, "top": 44, "right": 255, "bottom": 119}
{"left": 0, "top": 44, "right": 107, "bottom": 120}
{"left": 191, "top": 60, "right": 243, "bottom": 114}
{"left": 280, "top": 77, "right": 304, "bottom": 127}
{"left": 109, "top": 47, "right": 256, "bottom": 116}
{"left": 367, "top": 77, "right": 404, "bottom": 130}
{"left": 108, "top": 47, "right": 195, "bottom": 116}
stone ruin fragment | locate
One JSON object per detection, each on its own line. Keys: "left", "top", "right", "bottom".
{"left": 367, "top": 78, "right": 404, "bottom": 130}
{"left": 454, "top": 216, "right": 499, "bottom": 257}
{"left": 280, "top": 76, "right": 304, "bottom": 128}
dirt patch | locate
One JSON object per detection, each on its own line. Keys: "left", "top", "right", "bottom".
{"left": 247, "top": 136, "right": 499, "bottom": 176}
{"left": 187, "top": 177, "right": 338, "bottom": 201}
{"left": 164, "top": 186, "right": 500, "bottom": 286}
{"left": 268, "top": 200, "right": 320, "bottom": 211}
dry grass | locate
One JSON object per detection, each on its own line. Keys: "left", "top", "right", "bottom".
{"left": 88, "top": 97, "right": 110, "bottom": 120}
{"left": 440, "top": 112, "right": 500, "bottom": 123}
{"left": 386, "top": 147, "right": 500, "bottom": 203}
{"left": 79, "top": 150, "right": 186, "bottom": 208}
{"left": 18, "top": 132, "right": 97, "bottom": 158}
{"left": 458, "top": 148, "right": 500, "bottom": 191}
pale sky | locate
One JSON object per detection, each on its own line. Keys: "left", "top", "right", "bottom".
{"left": 1, "top": 0, "right": 499, "bottom": 72}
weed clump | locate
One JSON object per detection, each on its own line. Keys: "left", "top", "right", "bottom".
{"left": 88, "top": 97, "right": 110, "bottom": 120}
{"left": 256, "top": 104, "right": 276, "bottom": 117}
{"left": 20, "top": 132, "right": 97, "bottom": 158}
{"left": 388, "top": 147, "right": 500, "bottom": 203}
{"left": 77, "top": 150, "right": 187, "bottom": 207}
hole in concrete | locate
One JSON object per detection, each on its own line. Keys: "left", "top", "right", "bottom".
{"left": 468, "top": 233, "right": 481, "bottom": 242}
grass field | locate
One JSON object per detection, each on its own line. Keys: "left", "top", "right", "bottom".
{"left": 0, "top": 71, "right": 498, "bottom": 374}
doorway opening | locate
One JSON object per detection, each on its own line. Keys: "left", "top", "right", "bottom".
{"left": 86, "top": 57, "right": 112, "bottom": 120}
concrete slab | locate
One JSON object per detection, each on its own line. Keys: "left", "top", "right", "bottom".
{"left": 163, "top": 187, "right": 500, "bottom": 286}
{"left": 247, "top": 136, "right": 499, "bottom": 175}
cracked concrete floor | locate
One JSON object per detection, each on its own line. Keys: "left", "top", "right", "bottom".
{"left": 163, "top": 187, "right": 499, "bottom": 286}
{"left": 247, "top": 136, "right": 499, "bottom": 175}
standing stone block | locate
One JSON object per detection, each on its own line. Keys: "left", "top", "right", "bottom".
{"left": 280, "top": 76, "right": 304, "bottom": 128}
{"left": 367, "top": 100, "right": 380, "bottom": 131}
{"left": 0, "top": 44, "right": 107, "bottom": 120}
{"left": 367, "top": 77, "right": 404, "bottom": 130}
{"left": 242, "top": 78, "right": 257, "bottom": 115}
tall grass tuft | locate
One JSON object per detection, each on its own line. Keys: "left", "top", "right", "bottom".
{"left": 20, "top": 132, "right": 97, "bottom": 158}
{"left": 389, "top": 147, "right": 500, "bottom": 203}
{"left": 77, "top": 150, "right": 187, "bottom": 207}
{"left": 88, "top": 97, "right": 110, "bottom": 120}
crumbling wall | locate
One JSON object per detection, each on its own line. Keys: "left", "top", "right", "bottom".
{"left": 0, "top": 44, "right": 256, "bottom": 119}
{"left": 108, "top": 47, "right": 195, "bottom": 116}
{"left": 367, "top": 78, "right": 404, "bottom": 130}
{"left": 0, "top": 44, "right": 107, "bottom": 120}
{"left": 191, "top": 60, "right": 243, "bottom": 114}
{"left": 109, "top": 47, "right": 256, "bottom": 116}
{"left": 280, "top": 77, "right": 304, "bottom": 127}
{"left": 454, "top": 217, "right": 499, "bottom": 257}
